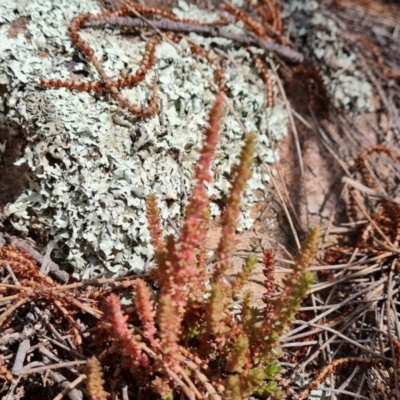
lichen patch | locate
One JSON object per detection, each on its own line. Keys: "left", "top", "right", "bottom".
{"left": 0, "top": 0, "right": 288, "bottom": 279}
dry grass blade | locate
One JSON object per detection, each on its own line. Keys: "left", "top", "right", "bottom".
{"left": 52, "top": 374, "right": 86, "bottom": 400}
{"left": 21, "top": 361, "right": 87, "bottom": 376}
{"left": 0, "top": 298, "right": 29, "bottom": 328}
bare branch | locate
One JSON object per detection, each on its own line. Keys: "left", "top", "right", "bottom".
{"left": 3, "top": 233, "right": 69, "bottom": 283}
{"left": 84, "top": 16, "right": 304, "bottom": 64}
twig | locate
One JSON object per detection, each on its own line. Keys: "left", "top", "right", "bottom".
{"left": 33, "top": 306, "right": 70, "bottom": 347}
{"left": 84, "top": 16, "right": 304, "bottom": 64}
{"left": 53, "top": 299, "right": 83, "bottom": 348}
{"left": 21, "top": 360, "right": 87, "bottom": 376}
{"left": 166, "top": 217, "right": 180, "bottom": 237}
{"left": 308, "top": 263, "right": 387, "bottom": 294}
{"left": 3, "top": 262, "right": 19, "bottom": 286}
{"left": 312, "top": 386, "right": 370, "bottom": 399}
{"left": 11, "top": 339, "right": 30, "bottom": 376}
{"left": 296, "top": 320, "right": 388, "bottom": 359}
{"left": 0, "top": 283, "right": 28, "bottom": 291}
{"left": 342, "top": 176, "right": 400, "bottom": 204}
{"left": 350, "top": 193, "right": 399, "bottom": 252}
{"left": 62, "top": 295, "right": 103, "bottom": 319}
{"left": 41, "top": 336, "right": 86, "bottom": 360}
{"left": 0, "top": 298, "right": 29, "bottom": 328}
{"left": 39, "top": 346, "right": 82, "bottom": 376}
{"left": 178, "top": 355, "right": 221, "bottom": 400}
{"left": 41, "top": 245, "right": 53, "bottom": 275}
{"left": 3, "top": 233, "right": 69, "bottom": 283}
{"left": 0, "top": 232, "right": 6, "bottom": 250}
{"left": 52, "top": 374, "right": 86, "bottom": 400}
{"left": 283, "top": 277, "right": 387, "bottom": 341}
{"left": 5, "top": 380, "right": 20, "bottom": 400}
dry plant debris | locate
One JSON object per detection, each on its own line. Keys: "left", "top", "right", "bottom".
{"left": 274, "top": 0, "right": 400, "bottom": 395}
{"left": 281, "top": 143, "right": 400, "bottom": 400}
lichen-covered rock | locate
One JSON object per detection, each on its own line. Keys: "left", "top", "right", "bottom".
{"left": 0, "top": 0, "right": 374, "bottom": 280}
{"left": 0, "top": 0, "right": 288, "bottom": 279}
{"left": 283, "top": 0, "right": 374, "bottom": 111}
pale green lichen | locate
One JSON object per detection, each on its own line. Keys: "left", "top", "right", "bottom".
{"left": 0, "top": 0, "right": 288, "bottom": 279}
{"left": 292, "top": 372, "right": 328, "bottom": 400}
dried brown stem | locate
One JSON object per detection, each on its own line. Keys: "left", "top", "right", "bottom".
{"left": 298, "top": 357, "right": 381, "bottom": 400}
{"left": 0, "top": 298, "right": 29, "bottom": 329}
{"left": 3, "top": 234, "right": 69, "bottom": 283}
{"left": 84, "top": 16, "right": 304, "bottom": 63}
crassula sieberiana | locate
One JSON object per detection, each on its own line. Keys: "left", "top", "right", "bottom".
{"left": 92, "top": 96, "right": 319, "bottom": 399}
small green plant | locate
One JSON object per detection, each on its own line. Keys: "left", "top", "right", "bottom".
{"left": 95, "top": 95, "right": 320, "bottom": 400}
